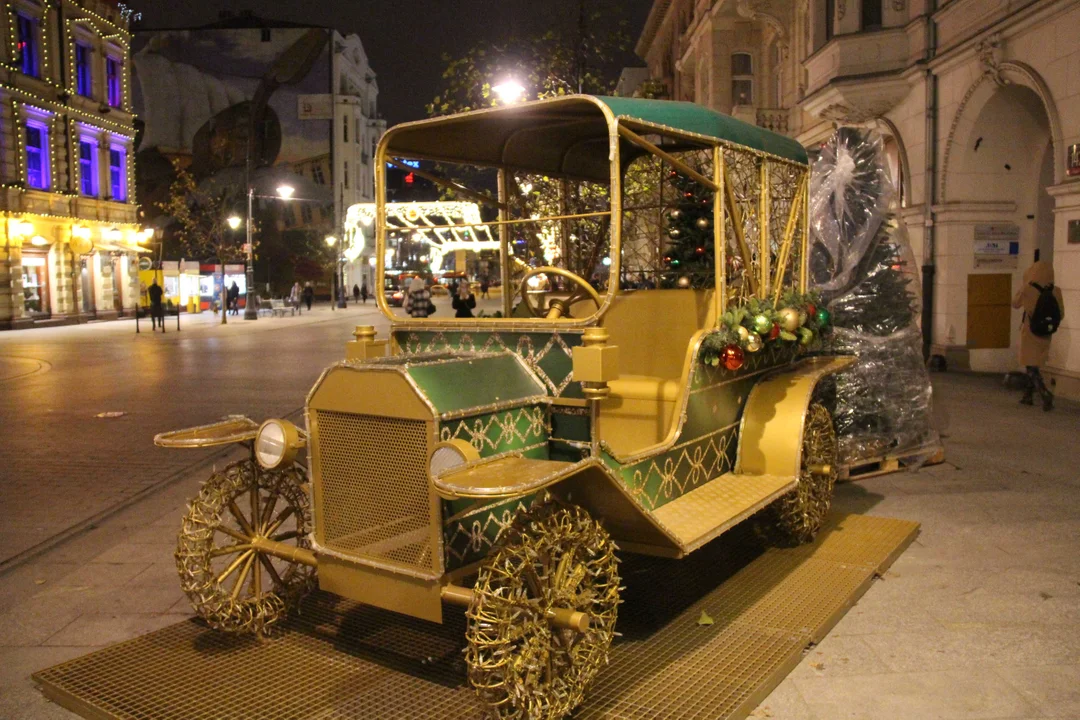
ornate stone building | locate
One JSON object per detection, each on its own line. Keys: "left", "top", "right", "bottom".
{"left": 0, "top": 0, "right": 145, "bottom": 330}
{"left": 635, "top": 0, "right": 1080, "bottom": 399}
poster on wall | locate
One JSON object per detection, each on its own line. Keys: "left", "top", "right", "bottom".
{"left": 131, "top": 28, "right": 332, "bottom": 199}
{"left": 973, "top": 224, "right": 1020, "bottom": 269}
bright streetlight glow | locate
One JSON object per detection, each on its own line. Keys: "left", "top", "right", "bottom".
{"left": 227, "top": 216, "right": 242, "bottom": 230}
{"left": 276, "top": 184, "right": 295, "bottom": 199}
{"left": 368, "top": 256, "right": 377, "bottom": 267}
{"left": 325, "top": 235, "right": 337, "bottom": 247}
{"left": 493, "top": 78, "right": 525, "bottom": 104}
{"left": 602, "top": 257, "right": 612, "bottom": 266}
{"left": 142, "top": 227, "right": 155, "bottom": 240}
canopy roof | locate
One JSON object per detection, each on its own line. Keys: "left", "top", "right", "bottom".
{"left": 382, "top": 95, "right": 808, "bottom": 183}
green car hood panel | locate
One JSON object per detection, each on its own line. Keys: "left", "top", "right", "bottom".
{"left": 406, "top": 353, "right": 547, "bottom": 415}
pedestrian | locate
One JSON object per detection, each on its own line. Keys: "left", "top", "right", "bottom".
{"left": 360, "top": 281, "right": 369, "bottom": 304}
{"left": 228, "top": 281, "right": 240, "bottom": 316}
{"left": 480, "top": 276, "right": 490, "bottom": 299}
{"left": 302, "top": 282, "right": 314, "bottom": 311}
{"left": 452, "top": 281, "right": 477, "bottom": 318}
{"left": 1012, "top": 257, "right": 1064, "bottom": 411}
{"left": 352, "top": 284, "right": 361, "bottom": 304}
{"left": 403, "top": 276, "right": 432, "bottom": 318}
{"left": 148, "top": 278, "right": 164, "bottom": 331}
{"left": 289, "top": 281, "right": 302, "bottom": 312}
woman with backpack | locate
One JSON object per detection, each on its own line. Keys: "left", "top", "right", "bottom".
{"left": 1012, "top": 258, "right": 1064, "bottom": 411}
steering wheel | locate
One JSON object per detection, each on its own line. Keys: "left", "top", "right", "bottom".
{"left": 518, "top": 266, "right": 603, "bottom": 319}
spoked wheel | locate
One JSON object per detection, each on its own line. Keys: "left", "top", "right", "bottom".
{"left": 465, "top": 496, "right": 621, "bottom": 720}
{"left": 756, "top": 402, "right": 839, "bottom": 546}
{"left": 175, "top": 458, "right": 315, "bottom": 634}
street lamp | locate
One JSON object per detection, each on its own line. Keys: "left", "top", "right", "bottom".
{"left": 493, "top": 78, "right": 525, "bottom": 104}
{"left": 227, "top": 215, "right": 242, "bottom": 231}
{"left": 240, "top": 183, "right": 302, "bottom": 321}
{"left": 276, "top": 184, "right": 295, "bottom": 199}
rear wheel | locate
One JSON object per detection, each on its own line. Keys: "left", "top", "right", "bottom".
{"left": 756, "top": 403, "right": 839, "bottom": 546}
{"left": 175, "top": 459, "right": 315, "bottom": 634}
{"left": 465, "top": 496, "right": 620, "bottom": 719}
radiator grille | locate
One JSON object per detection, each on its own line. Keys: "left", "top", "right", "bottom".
{"left": 314, "top": 410, "right": 435, "bottom": 573}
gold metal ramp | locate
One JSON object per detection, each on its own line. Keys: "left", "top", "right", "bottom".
{"left": 33, "top": 513, "right": 918, "bottom": 720}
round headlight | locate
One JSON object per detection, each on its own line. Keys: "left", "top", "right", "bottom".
{"left": 255, "top": 419, "right": 303, "bottom": 470}
{"left": 430, "top": 439, "right": 480, "bottom": 478}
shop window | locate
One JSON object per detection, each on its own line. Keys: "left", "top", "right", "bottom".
{"left": 79, "top": 139, "right": 98, "bottom": 196}
{"left": 861, "top": 0, "right": 883, "bottom": 30}
{"left": 106, "top": 57, "right": 121, "bottom": 107}
{"left": 25, "top": 121, "right": 49, "bottom": 190}
{"left": 21, "top": 254, "right": 48, "bottom": 315}
{"left": 16, "top": 13, "right": 37, "bottom": 77}
{"left": 732, "top": 53, "right": 753, "bottom": 106}
{"left": 109, "top": 146, "right": 126, "bottom": 200}
{"left": 75, "top": 44, "right": 92, "bottom": 96}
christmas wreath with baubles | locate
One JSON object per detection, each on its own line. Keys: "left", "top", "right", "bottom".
{"left": 699, "top": 290, "right": 831, "bottom": 371}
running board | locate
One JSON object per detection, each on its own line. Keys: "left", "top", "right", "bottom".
{"left": 652, "top": 473, "right": 794, "bottom": 555}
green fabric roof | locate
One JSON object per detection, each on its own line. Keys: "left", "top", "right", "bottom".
{"left": 594, "top": 96, "right": 808, "bottom": 165}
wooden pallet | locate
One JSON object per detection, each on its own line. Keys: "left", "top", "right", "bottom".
{"left": 838, "top": 443, "right": 945, "bottom": 482}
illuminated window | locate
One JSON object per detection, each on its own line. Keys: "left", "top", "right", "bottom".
{"left": 106, "top": 57, "right": 121, "bottom": 107}
{"left": 76, "top": 44, "right": 92, "bottom": 96}
{"left": 17, "top": 14, "right": 37, "bottom": 77}
{"left": 80, "top": 139, "right": 98, "bottom": 196}
{"left": 731, "top": 53, "right": 753, "bottom": 105}
{"left": 109, "top": 146, "right": 126, "bottom": 200}
{"left": 25, "top": 122, "right": 49, "bottom": 190}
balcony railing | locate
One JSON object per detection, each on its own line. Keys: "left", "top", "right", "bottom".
{"left": 756, "top": 108, "right": 789, "bottom": 134}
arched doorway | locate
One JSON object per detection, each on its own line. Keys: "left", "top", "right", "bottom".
{"left": 942, "top": 81, "right": 1055, "bottom": 371}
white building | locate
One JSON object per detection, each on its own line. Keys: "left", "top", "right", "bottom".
{"left": 332, "top": 32, "right": 385, "bottom": 291}
{"left": 636, "top": 0, "right": 1080, "bottom": 400}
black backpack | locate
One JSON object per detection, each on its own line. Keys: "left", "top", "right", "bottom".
{"left": 1028, "top": 282, "right": 1061, "bottom": 337}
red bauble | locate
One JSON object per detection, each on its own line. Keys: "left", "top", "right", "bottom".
{"left": 721, "top": 344, "right": 745, "bottom": 371}
{"left": 807, "top": 302, "right": 817, "bottom": 317}
{"left": 769, "top": 323, "right": 781, "bottom": 340}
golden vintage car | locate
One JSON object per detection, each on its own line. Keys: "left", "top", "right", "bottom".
{"left": 157, "top": 95, "right": 849, "bottom": 720}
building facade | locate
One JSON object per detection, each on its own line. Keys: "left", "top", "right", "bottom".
{"left": 635, "top": 0, "right": 1080, "bottom": 399}
{"left": 0, "top": 0, "right": 145, "bottom": 330}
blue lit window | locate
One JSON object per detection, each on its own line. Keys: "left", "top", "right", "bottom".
{"left": 109, "top": 146, "right": 126, "bottom": 200}
{"left": 106, "top": 57, "right": 121, "bottom": 107}
{"left": 25, "top": 122, "right": 49, "bottom": 190}
{"left": 17, "top": 14, "right": 37, "bottom": 77}
{"left": 75, "top": 44, "right": 92, "bottom": 96}
{"left": 79, "top": 139, "right": 98, "bottom": 196}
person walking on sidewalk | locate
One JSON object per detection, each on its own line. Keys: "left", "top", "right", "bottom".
{"left": 148, "top": 278, "right": 164, "bottom": 331}
{"left": 360, "top": 281, "right": 369, "bottom": 304}
{"left": 289, "top": 281, "right": 302, "bottom": 312}
{"left": 228, "top": 281, "right": 240, "bottom": 316}
{"left": 403, "top": 277, "right": 432, "bottom": 318}
{"left": 352, "top": 284, "right": 361, "bottom": 304}
{"left": 1012, "top": 257, "right": 1065, "bottom": 411}
{"left": 480, "top": 276, "right": 490, "bottom": 299}
{"left": 302, "top": 282, "right": 314, "bottom": 311}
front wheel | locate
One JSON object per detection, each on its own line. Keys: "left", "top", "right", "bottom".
{"left": 465, "top": 496, "right": 621, "bottom": 719}
{"left": 175, "top": 459, "right": 315, "bottom": 634}
{"left": 755, "top": 402, "right": 839, "bottom": 546}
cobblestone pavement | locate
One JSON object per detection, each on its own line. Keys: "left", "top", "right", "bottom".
{"left": 0, "top": 302, "right": 389, "bottom": 569}
{"left": 0, "top": 344, "right": 1077, "bottom": 717}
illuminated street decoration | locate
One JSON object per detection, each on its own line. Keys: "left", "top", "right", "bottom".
{"left": 344, "top": 201, "right": 497, "bottom": 271}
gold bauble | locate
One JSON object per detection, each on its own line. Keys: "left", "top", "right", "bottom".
{"left": 736, "top": 325, "right": 750, "bottom": 342}
{"left": 779, "top": 307, "right": 800, "bottom": 332}
{"left": 746, "top": 332, "right": 763, "bottom": 352}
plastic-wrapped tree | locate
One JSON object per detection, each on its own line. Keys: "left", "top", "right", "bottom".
{"left": 809, "top": 129, "right": 937, "bottom": 464}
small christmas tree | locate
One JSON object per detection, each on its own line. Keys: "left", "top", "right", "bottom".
{"left": 829, "top": 222, "right": 917, "bottom": 336}
{"left": 662, "top": 170, "right": 715, "bottom": 288}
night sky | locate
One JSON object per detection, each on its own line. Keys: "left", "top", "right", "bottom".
{"left": 135, "top": 0, "right": 654, "bottom": 127}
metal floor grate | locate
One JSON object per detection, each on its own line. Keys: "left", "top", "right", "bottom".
{"left": 34, "top": 513, "right": 918, "bottom": 720}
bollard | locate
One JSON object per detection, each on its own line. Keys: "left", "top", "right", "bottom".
{"left": 136, "top": 304, "right": 140, "bottom": 334}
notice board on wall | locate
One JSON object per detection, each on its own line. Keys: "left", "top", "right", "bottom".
{"left": 973, "top": 224, "right": 1020, "bottom": 269}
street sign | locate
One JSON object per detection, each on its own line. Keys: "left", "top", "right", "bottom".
{"left": 242, "top": 243, "right": 252, "bottom": 252}
{"left": 138, "top": 257, "right": 152, "bottom": 271}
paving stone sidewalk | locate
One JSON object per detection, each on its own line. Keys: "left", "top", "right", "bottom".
{"left": 1, "top": 372, "right": 1077, "bottom": 719}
